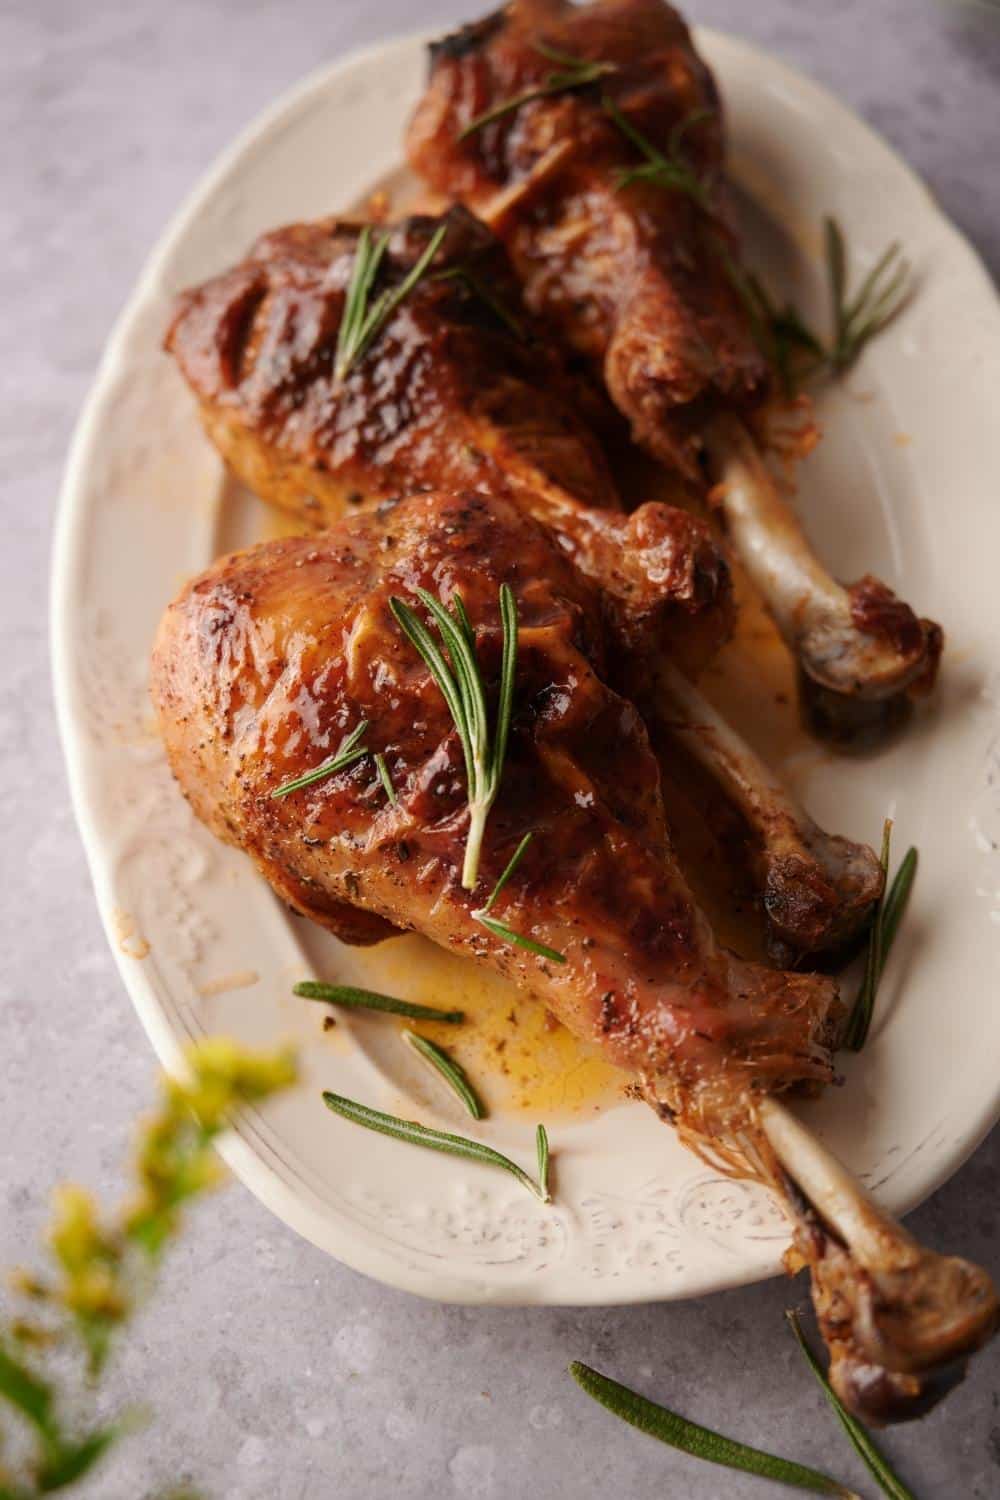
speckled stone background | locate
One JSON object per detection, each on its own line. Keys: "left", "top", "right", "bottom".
{"left": 3, "top": 1, "right": 999, "bottom": 1496}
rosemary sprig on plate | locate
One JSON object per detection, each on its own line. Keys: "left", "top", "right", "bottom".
{"left": 569, "top": 1361, "right": 857, "bottom": 1496}
{"left": 459, "top": 40, "right": 615, "bottom": 140}
{"left": 270, "top": 720, "right": 370, "bottom": 799}
{"left": 389, "top": 583, "right": 517, "bottom": 890}
{"left": 843, "top": 822, "right": 918, "bottom": 1052}
{"left": 294, "top": 981, "right": 464, "bottom": 1025}
{"left": 744, "top": 217, "right": 913, "bottom": 395}
{"left": 604, "top": 98, "right": 713, "bottom": 208}
{"left": 473, "top": 832, "right": 567, "bottom": 963}
{"left": 787, "top": 1312, "right": 917, "bottom": 1500}
{"left": 535, "top": 1123, "right": 550, "bottom": 1200}
{"left": 404, "top": 1031, "right": 484, "bottom": 1120}
{"left": 322, "top": 1093, "right": 550, "bottom": 1201}
{"left": 334, "top": 223, "right": 447, "bottom": 383}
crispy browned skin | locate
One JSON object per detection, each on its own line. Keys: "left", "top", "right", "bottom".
{"left": 167, "top": 204, "right": 731, "bottom": 678}
{"left": 407, "top": 0, "right": 768, "bottom": 480}
{"left": 407, "top": 0, "right": 942, "bottom": 715}
{"left": 151, "top": 489, "right": 838, "bottom": 1143}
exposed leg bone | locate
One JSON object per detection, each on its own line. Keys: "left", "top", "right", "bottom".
{"left": 703, "top": 414, "right": 942, "bottom": 743}
{"left": 758, "top": 1096, "right": 999, "bottom": 1424}
{"left": 650, "top": 662, "right": 883, "bottom": 956}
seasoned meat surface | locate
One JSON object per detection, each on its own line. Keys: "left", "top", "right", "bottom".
{"left": 407, "top": 0, "right": 770, "bottom": 478}
{"left": 152, "top": 489, "right": 838, "bottom": 1145}
{"left": 167, "top": 204, "right": 734, "bottom": 677}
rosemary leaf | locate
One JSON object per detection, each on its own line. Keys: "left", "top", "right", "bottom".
{"left": 459, "top": 42, "right": 614, "bottom": 140}
{"left": 404, "top": 1031, "right": 484, "bottom": 1119}
{"left": 536, "top": 1123, "right": 550, "bottom": 1200}
{"left": 389, "top": 583, "right": 518, "bottom": 890}
{"left": 434, "top": 265, "right": 527, "bottom": 342}
{"left": 787, "top": 1312, "right": 916, "bottom": 1500}
{"left": 270, "top": 721, "right": 369, "bottom": 800}
{"left": 472, "top": 833, "right": 568, "bottom": 963}
{"left": 604, "top": 99, "right": 712, "bottom": 208}
{"left": 569, "top": 1362, "right": 857, "bottom": 1497}
{"left": 334, "top": 225, "right": 448, "bottom": 383}
{"left": 322, "top": 1093, "right": 550, "bottom": 1201}
{"left": 845, "top": 825, "right": 917, "bottom": 1051}
{"left": 294, "top": 981, "right": 464, "bottom": 1025}
{"left": 374, "top": 752, "right": 398, "bottom": 806}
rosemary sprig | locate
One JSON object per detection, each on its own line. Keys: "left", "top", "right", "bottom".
{"left": 536, "top": 1123, "right": 550, "bottom": 1200}
{"left": 472, "top": 832, "right": 567, "bottom": 963}
{"left": 787, "top": 1312, "right": 917, "bottom": 1500}
{"left": 404, "top": 1031, "right": 484, "bottom": 1120}
{"left": 604, "top": 98, "right": 713, "bottom": 208}
{"left": 294, "top": 981, "right": 464, "bottom": 1025}
{"left": 322, "top": 1093, "right": 550, "bottom": 1201}
{"left": 389, "top": 583, "right": 517, "bottom": 890}
{"left": 744, "top": 217, "right": 912, "bottom": 395}
{"left": 334, "top": 224, "right": 448, "bottom": 383}
{"left": 270, "top": 720, "right": 369, "bottom": 800}
{"left": 459, "top": 40, "right": 615, "bottom": 140}
{"left": 374, "top": 752, "right": 398, "bottom": 805}
{"left": 569, "top": 1362, "right": 857, "bottom": 1496}
{"left": 433, "top": 265, "right": 527, "bottom": 342}
{"left": 844, "top": 824, "right": 918, "bottom": 1051}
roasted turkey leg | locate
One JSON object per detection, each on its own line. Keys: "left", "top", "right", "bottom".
{"left": 166, "top": 205, "right": 881, "bottom": 954}
{"left": 406, "top": 0, "right": 943, "bottom": 728}
{"left": 151, "top": 487, "right": 996, "bottom": 1422}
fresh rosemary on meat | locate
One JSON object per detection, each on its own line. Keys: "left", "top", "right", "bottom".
{"left": 373, "top": 752, "right": 397, "bottom": 805}
{"left": 322, "top": 1092, "right": 551, "bottom": 1201}
{"left": 390, "top": 583, "right": 517, "bottom": 891}
{"left": 294, "top": 980, "right": 465, "bottom": 1024}
{"left": 843, "top": 821, "right": 918, "bottom": 1052}
{"left": 270, "top": 719, "right": 371, "bottom": 799}
{"left": 603, "top": 98, "right": 713, "bottom": 208}
{"left": 459, "top": 39, "right": 616, "bottom": 139}
{"left": 334, "top": 223, "right": 447, "bottom": 383}
{"left": 473, "top": 832, "right": 567, "bottom": 963}
{"left": 404, "top": 1030, "right": 484, "bottom": 1119}
{"left": 743, "top": 218, "right": 913, "bottom": 395}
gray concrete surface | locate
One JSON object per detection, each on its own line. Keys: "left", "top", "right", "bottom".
{"left": 2, "top": 1, "right": 999, "bottom": 1495}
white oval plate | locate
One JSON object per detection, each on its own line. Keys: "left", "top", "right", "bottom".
{"left": 52, "top": 26, "right": 1000, "bottom": 1305}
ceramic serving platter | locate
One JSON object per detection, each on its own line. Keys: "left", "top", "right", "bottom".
{"left": 51, "top": 26, "right": 1000, "bottom": 1304}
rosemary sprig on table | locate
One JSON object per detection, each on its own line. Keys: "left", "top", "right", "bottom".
{"left": 569, "top": 1361, "right": 857, "bottom": 1496}
{"left": 843, "top": 821, "right": 918, "bottom": 1052}
{"left": 473, "top": 832, "right": 567, "bottom": 963}
{"left": 404, "top": 1031, "right": 484, "bottom": 1120}
{"left": 322, "top": 1093, "right": 551, "bottom": 1201}
{"left": 334, "top": 223, "right": 447, "bottom": 383}
{"left": 787, "top": 1312, "right": 917, "bottom": 1500}
{"left": 603, "top": 98, "right": 713, "bottom": 208}
{"left": 390, "top": 584, "right": 517, "bottom": 891}
{"left": 744, "top": 217, "right": 913, "bottom": 395}
{"left": 294, "top": 980, "right": 465, "bottom": 1024}
{"left": 270, "top": 720, "right": 370, "bottom": 800}
{"left": 459, "top": 40, "right": 616, "bottom": 139}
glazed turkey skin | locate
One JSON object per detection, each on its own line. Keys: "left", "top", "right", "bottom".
{"left": 151, "top": 488, "right": 838, "bottom": 1142}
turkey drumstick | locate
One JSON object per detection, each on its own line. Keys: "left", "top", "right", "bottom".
{"left": 167, "top": 205, "right": 881, "bottom": 956}
{"left": 151, "top": 488, "right": 996, "bottom": 1422}
{"left": 406, "top": 0, "right": 943, "bottom": 728}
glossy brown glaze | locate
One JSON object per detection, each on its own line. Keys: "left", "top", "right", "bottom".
{"left": 151, "top": 490, "right": 839, "bottom": 1145}
{"left": 167, "top": 203, "right": 732, "bottom": 678}
{"left": 407, "top": 0, "right": 769, "bottom": 478}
